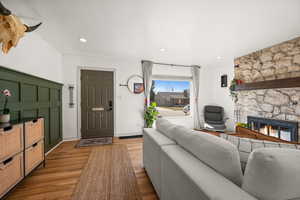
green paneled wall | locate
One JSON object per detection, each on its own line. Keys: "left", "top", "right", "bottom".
{"left": 0, "top": 66, "right": 63, "bottom": 152}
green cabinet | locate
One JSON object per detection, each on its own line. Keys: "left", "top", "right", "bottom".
{"left": 0, "top": 66, "right": 63, "bottom": 152}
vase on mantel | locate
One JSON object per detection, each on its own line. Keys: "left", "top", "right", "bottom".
{"left": 0, "top": 114, "right": 10, "bottom": 123}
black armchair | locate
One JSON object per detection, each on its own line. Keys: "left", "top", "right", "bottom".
{"left": 203, "top": 105, "right": 227, "bottom": 132}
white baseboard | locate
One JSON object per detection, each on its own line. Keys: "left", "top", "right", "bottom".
{"left": 62, "top": 133, "right": 143, "bottom": 139}
{"left": 63, "top": 137, "right": 80, "bottom": 141}
{"left": 45, "top": 140, "right": 64, "bottom": 156}
{"left": 46, "top": 132, "right": 142, "bottom": 156}
{"left": 116, "top": 131, "right": 142, "bottom": 137}
{"left": 46, "top": 137, "right": 80, "bottom": 156}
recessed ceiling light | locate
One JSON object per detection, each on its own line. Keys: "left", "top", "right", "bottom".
{"left": 79, "top": 38, "right": 87, "bottom": 43}
{"left": 217, "top": 56, "right": 222, "bottom": 60}
{"left": 160, "top": 48, "right": 166, "bottom": 52}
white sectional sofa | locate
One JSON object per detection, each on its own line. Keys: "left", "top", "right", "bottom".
{"left": 143, "top": 118, "right": 300, "bottom": 200}
{"left": 143, "top": 128, "right": 175, "bottom": 196}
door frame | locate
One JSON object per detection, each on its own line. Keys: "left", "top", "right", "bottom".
{"left": 77, "top": 66, "right": 117, "bottom": 139}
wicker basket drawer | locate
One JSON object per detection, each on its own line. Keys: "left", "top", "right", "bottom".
{"left": 0, "top": 124, "right": 23, "bottom": 162}
{"left": 0, "top": 152, "right": 24, "bottom": 199}
{"left": 25, "top": 140, "right": 44, "bottom": 175}
{"left": 25, "top": 118, "right": 44, "bottom": 148}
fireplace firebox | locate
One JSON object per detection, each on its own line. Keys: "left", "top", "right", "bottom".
{"left": 247, "top": 116, "right": 298, "bottom": 142}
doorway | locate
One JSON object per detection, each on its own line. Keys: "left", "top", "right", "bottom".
{"left": 80, "top": 70, "right": 114, "bottom": 138}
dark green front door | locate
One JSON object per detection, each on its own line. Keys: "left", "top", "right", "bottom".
{"left": 81, "top": 70, "right": 114, "bottom": 138}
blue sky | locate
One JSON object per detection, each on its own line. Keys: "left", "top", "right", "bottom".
{"left": 153, "top": 80, "right": 190, "bottom": 93}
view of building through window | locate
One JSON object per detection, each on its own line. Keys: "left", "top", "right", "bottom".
{"left": 150, "top": 80, "right": 190, "bottom": 117}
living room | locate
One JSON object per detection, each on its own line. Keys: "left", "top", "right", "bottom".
{"left": 0, "top": 0, "right": 300, "bottom": 200}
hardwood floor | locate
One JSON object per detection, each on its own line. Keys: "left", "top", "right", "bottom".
{"left": 6, "top": 138, "right": 158, "bottom": 200}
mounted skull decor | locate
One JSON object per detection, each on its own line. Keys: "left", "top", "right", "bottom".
{"left": 0, "top": 2, "right": 42, "bottom": 54}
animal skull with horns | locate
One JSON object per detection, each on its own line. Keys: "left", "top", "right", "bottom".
{"left": 0, "top": 2, "right": 42, "bottom": 54}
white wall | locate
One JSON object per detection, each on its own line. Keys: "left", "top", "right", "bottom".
{"left": 0, "top": 30, "right": 236, "bottom": 136}
{"left": 199, "top": 60, "right": 235, "bottom": 131}
{"left": 62, "top": 55, "right": 205, "bottom": 140}
{"left": 62, "top": 54, "right": 146, "bottom": 140}
{"left": 0, "top": 33, "right": 63, "bottom": 83}
{"left": 155, "top": 64, "right": 236, "bottom": 131}
{"left": 0, "top": 32, "right": 236, "bottom": 137}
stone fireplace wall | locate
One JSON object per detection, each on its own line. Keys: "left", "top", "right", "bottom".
{"left": 234, "top": 37, "right": 300, "bottom": 141}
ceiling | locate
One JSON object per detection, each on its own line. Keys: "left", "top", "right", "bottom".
{"left": 3, "top": 0, "right": 300, "bottom": 66}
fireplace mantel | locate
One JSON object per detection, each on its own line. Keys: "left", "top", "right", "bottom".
{"left": 235, "top": 77, "right": 300, "bottom": 91}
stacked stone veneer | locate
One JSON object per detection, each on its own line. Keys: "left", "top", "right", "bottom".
{"left": 234, "top": 37, "right": 300, "bottom": 141}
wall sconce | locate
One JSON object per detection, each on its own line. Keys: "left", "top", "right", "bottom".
{"left": 68, "top": 84, "right": 75, "bottom": 108}
{"left": 221, "top": 74, "right": 228, "bottom": 87}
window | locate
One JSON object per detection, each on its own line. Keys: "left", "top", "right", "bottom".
{"left": 150, "top": 80, "right": 191, "bottom": 117}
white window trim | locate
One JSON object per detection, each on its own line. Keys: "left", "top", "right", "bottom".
{"left": 152, "top": 75, "right": 192, "bottom": 81}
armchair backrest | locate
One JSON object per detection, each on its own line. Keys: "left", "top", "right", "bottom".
{"left": 204, "top": 105, "right": 224, "bottom": 125}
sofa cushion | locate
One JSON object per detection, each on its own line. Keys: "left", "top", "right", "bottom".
{"left": 220, "top": 134, "right": 300, "bottom": 171}
{"left": 156, "top": 118, "right": 177, "bottom": 140}
{"left": 242, "top": 148, "right": 300, "bottom": 200}
{"left": 171, "top": 124, "right": 194, "bottom": 143}
{"left": 161, "top": 145, "right": 258, "bottom": 200}
{"left": 143, "top": 128, "right": 175, "bottom": 146}
{"left": 173, "top": 128, "right": 243, "bottom": 186}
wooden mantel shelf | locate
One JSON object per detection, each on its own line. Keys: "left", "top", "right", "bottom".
{"left": 234, "top": 77, "right": 300, "bottom": 91}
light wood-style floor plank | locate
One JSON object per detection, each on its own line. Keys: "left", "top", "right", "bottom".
{"left": 6, "top": 138, "right": 158, "bottom": 200}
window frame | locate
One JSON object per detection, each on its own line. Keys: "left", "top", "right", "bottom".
{"left": 151, "top": 76, "right": 193, "bottom": 118}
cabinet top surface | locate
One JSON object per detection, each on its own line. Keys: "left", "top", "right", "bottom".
{"left": 0, "top": 117, "right": 44, "bottom": 129}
